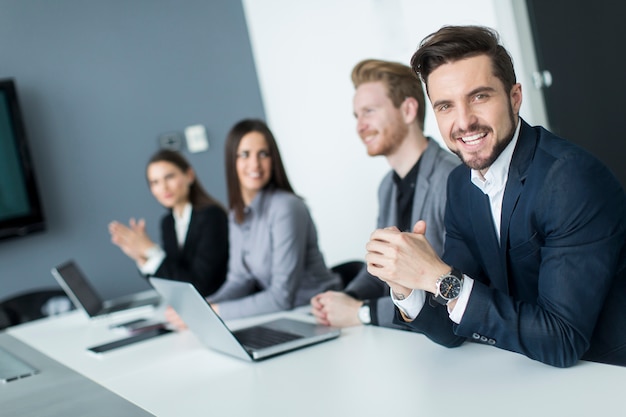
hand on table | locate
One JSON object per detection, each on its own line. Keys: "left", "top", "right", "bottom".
{"left": 311, "top": 291, "right": 362, "bottom": 327}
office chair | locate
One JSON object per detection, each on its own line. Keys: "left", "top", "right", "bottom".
{"left": 331, "top": 260, "right": 365, "bottom": 289}
{"left": 0, "top": 289, "right": 74, "bottom": 330}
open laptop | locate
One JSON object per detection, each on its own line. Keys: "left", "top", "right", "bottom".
{"left": 51, "top": 260, "right": 161, "bottom": 318}
{"left": 149, "top": 277, "right": 340, "bottom": 361}
{"left": 0, "top": 333, "right": 155, "bottom": 416}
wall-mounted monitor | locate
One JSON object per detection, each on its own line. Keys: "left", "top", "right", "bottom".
{"left": 0, "top": 78, "right": 46, "bottom": 241}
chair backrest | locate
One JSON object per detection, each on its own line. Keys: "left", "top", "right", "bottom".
{"left": 331, "top": 261, "right": 365, "bottom": 288}
{"left": 0, "top": 289, "right": 74, "bottom": 330}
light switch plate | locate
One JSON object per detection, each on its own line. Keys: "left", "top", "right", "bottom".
{"left": 185, "top": 124, "right": 209, "bottom": 153}
{"left": 158, "top": 132, "right": 184, "bottom": 150}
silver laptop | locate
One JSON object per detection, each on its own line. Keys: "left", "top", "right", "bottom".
{"left": 0, "top": 333, "right": 155, "bottom": 416}
{"left": 149, "top": 277, "right": 340, "bottom": 361}
{"left": 51, "top": 260, "right": 161, "bottom": 318}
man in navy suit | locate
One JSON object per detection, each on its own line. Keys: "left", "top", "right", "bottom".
{"left": 365, "top": 25, "right": 626, "bottom": 367}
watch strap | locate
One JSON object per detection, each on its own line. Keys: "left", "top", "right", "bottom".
{"left": 368, "top": 298, "right": 379, "bottom": 326}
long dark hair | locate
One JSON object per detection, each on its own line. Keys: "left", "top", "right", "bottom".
{"left": 147, "top": 149, "right": 225, "bottom": 211}
{"left": 224, "top": 119, "right": 295, "bottom": 223}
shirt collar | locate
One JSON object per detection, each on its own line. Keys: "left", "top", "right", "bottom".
{"left": 173, "top": 202, "right": 193, "bottom": 224}
{"left": 392, "top": 157, "right": 421, "bottom": 186}
{"left": 471, "top": 120, "right": 521, "bottom": 193}
{"left": 244, "top": 188, "right": 269, "bottom": 215}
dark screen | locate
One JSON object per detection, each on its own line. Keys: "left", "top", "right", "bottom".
{"left": 54, "top": 261, "right": 103, "bottom": 316}
{"left": 0, "top": 79, "right": 46, "bottom": 241}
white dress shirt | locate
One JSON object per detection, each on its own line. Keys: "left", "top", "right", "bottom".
{"left": 139, "top": 202, "right": 192, "bottom": 275}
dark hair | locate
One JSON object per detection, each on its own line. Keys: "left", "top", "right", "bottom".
{"left": 147, "top": 149, "right": 224, "bottom": 211}
{"left": 351, "top": 59, "right": 426, "bottom": 130}
{"left": 224, "top": 119, "right": 295, "bottom": 223}
{"left": 410, "top": 25, "right": 517, "bottom": 94}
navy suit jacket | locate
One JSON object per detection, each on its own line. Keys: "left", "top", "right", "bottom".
{"left": 153, "top": 205, "right": 228, "bottom": 297}
{"left": 398, "top": 120, "right": 626, "bottom": 367}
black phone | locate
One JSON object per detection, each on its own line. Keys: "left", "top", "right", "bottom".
{"left": 87, "top": 327, "right": 172, "bottom": 354}
{"left": 109, "top": 318, "right": 149, "bottom": 329}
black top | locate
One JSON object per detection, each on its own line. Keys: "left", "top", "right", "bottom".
{"left": 392, "top": 158, "right": 421, "bottom": 232}
{"left": 154, "top": 205, "right": 229, "bottom": 297}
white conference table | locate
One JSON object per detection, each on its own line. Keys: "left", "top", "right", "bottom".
{"left": 7, "top": 306, "right": 625, "bottom": 417}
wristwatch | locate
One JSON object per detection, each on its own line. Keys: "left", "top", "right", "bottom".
{"left": 434, "top": 267, "right": 464, "bottom": 305}
{"left": 358, "top": 300, "right": 372, "bottom": 325}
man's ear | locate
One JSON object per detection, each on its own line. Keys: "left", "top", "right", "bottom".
{"left": 401, "top": 96, "right": 419, "bottom": 124}
{"left": 510, "top": 83, "right": 523, "bottom": 115}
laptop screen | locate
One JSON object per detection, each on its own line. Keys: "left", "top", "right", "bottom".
{"left": 52, "top": 261, "right": 103, "bottom": 316}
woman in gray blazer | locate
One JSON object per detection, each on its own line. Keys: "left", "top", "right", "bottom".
{"left": 207, "top": 119, "right": 341, "bottom": 319}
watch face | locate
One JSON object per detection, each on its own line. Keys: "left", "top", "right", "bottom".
{"left": 358, "top": 304, "right": 371, "bottom": 324}
{"left": 439, "top": 275, "right": 462, "bottom": 300}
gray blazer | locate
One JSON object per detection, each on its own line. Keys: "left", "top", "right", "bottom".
{"left": 209, "top": 188, "right": 341, "bottom": 319}
{"left": 345, "top": 138, "right": 460, "bottom": 328}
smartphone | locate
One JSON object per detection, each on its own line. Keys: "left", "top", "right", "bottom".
{"left": 109, "top": 318, "right": 149, "bottom": 330}
{"left": 87, "top": 327, "right": 172, "bottom": 354}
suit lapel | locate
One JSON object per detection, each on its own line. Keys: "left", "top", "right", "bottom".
{"left": 410, "top": 140, "right": 435, "bottom": 228}
{"left": 498, "top": 120, "right": 536, "bottom": 292}
{"left": 411, "top": 174, "right": 428, "bottom": 230}
{"left": 387, "top": 186, "right": 399, "bottom": 228}
{"left": 470, "top": 187, "right": 507, "bottom": 290}
{"left": 500, "top": 121, "right": 535, "bottom": 255}
{"left": 162, "top": 214, "right": 178, "bottom": 254}
{"left": 182, "top": 210, "right": 197, "bottom": 253}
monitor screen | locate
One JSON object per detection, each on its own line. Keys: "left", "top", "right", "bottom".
{"left": 0, "top": 79, "right": 46, "bottom": 241}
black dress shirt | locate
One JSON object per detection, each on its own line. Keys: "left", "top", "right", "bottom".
{"left": 392, "top": 159, "right": 421, "bottom": 232}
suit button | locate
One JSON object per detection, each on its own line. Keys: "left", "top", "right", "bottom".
{"left": 472, "top": 333, "right": 481, "bottom": 340}
{"left": 487, "top": 339, "right": 496, "bottom": 345}
{"left": 480, "top": 336, "right": 488, "bottom": 343}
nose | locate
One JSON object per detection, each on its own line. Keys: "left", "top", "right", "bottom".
{"left": 356, "top": 115, "right": 367, "bottom": 136}
{"left": 456, "top": 103, "right": 477, "bottom": 132}
{"left": 250, "top": 154, "right": 262, "bottom": 168}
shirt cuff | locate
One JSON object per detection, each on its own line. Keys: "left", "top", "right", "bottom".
{"left": 448, "top": 276, "right": 474, "bottom": 324}
{"left": 390, "top": 288, "right": 425, "bottom": 320}
{"left": 138, "top": 245, "right": 165, "bottom": 275}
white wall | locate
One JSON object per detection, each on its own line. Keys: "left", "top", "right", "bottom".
{"left": 242, "top": 0, "right": 547, "bottom": 266}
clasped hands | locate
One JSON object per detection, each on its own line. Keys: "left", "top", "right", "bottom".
{"left": 311, "top": 291, "right": 363, "bottom": 327}
{"left": 108, "top": 218, "right": 155, "bottom": 265}
{"left": 365, "top": 220, "right": 450, "bottom": 298}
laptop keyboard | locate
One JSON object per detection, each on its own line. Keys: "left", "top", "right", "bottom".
{"left": 0, "top": 347, "right": 39, "bottom": 383}
{"left": 233, "top": 326, "right": 303, "bottom": 350}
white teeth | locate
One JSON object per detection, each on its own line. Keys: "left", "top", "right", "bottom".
{"left": 461, "top": 132, "right": 485, "bottom": 143}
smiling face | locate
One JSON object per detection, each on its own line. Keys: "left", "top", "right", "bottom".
{"left": 236, "top": 130, "right": 272, "bottom": 204}
{"left": 427, "top": 54, "right": 522, "bottom": 175}
{"left": 147, "top": 161, "right": 193, "bottom": 213}
{"left": 353, "top": 81, "right": 409, "bottom": 157}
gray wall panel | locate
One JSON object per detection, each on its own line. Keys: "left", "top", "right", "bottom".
{"left": 0, "top": 0, "right": 264, "bottom": 301}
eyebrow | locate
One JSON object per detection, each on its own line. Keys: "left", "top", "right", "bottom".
{"left": 432, "top": 86, "right": 498, "bottom": 109}
{"left": 467, "top": 86, "right": 497, "bottom": 97}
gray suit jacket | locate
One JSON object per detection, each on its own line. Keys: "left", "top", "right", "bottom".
{"left": 345, "top": 138, "right": 460, "bottom": 328}
{"left": 209, "top": 188, "right": 341, "bottom": 319}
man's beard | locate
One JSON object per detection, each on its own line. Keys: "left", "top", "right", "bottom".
{"left": 364, "top": 120, "right": 409, "bottom": 157}
{"left": 453, "top": 108, "right": 517, "bottom": 171}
